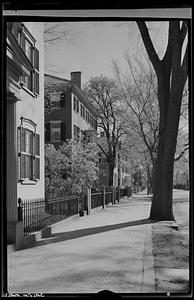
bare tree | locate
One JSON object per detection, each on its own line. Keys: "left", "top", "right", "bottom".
{"left": 137, "top": 21, "right": 188, "bottom": 221}
{"left": 83, "top": 75, "right": 128, "bottom": 186}
{"left": 44, "top": 22, "right": 78, "bottom": 44}
{"left": 113, "top": 59, "right": 159, "bottom": 193}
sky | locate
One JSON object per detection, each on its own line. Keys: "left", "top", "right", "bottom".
{"left": 44, "top": 21, "right": 168, "bottom": 86}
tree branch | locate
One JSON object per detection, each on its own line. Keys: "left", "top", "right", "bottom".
{"left": 136, "top": 21, "right": 161, "bottom": 75}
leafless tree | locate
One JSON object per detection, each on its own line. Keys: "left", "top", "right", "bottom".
{"left": 137, "top": 21, "right": 189, "bottom": 221}
{"left": 113, "top": 58, "right": 159, "bottom": 193}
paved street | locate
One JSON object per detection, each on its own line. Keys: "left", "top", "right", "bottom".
{"left": 7, "top": 190, "right": 189, "bottom": 294}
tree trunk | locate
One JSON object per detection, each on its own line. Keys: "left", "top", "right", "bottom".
{"left": 150, "top": 134, "right": 177, "bottom": 220}
{"left": 108, "top": 163, "right": 114, "bottom": 186}
{"left": 150, "top": 75, "right": 183, "bottom": 220}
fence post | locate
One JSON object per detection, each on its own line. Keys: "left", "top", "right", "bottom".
{"left": 18, "top": 198, "right": 23, "bottom": 221}
{"left": 102, "top": 187, "right": 105, "bottom": 209}
{"left": 112, "top": 187, "right": 114, "bottom": 205}
{"left": 87, "top": 187, "right": 91, "bottom": 214}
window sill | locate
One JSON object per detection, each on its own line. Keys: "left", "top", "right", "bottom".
{"left": 20, "top": 83, "right": 37, "bottom": 98}
{"left": 19, "top": 179, "right": 38, "bottom": 185}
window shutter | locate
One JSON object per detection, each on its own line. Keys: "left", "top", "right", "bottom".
{"left": 20, "top": 31, "right": 25, "bottom": 51}
{"left": 17, "top": 127, "right": 21, "bottom": 153}
{"left": 35, "top": 157, "right": 40, "bottom": 179}
{"left": 21, "top": 127, "right": 26, "bottom": 152}
{"left": 61, "top": 122, "right": 66, "bottom": 141}
{"left": 18, "top": 156, "right": 21, "bottom": 180}
{"left": 21, "top": 154, "right": 26, "bottom": 178}
{"left": 34, "top": 71, "right": 39, "bottom": 95}
{"left": 35, "top": 134, "right": 40, "bottom": 156}
{"left": 45, "top": 123, "right": 50, "bottom": 142}
{"left": 17, "top": 127, "right": 21, "bottom": 180}
{"left": 34, "top": 48, "right": 39, "bottom": 71}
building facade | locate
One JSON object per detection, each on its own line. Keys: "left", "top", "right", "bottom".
{"left": 6, "top": 22, "right": 44, "bottom": 244}
{"left": 97, "top": 132, "right": 132, "bottom": 187}
{"left": 45, "top": 72, "right": 98, "bottom": 147}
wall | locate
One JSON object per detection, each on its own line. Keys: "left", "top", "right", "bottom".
{"left": 16, "top": 22, "right": 45, "bottom": 200}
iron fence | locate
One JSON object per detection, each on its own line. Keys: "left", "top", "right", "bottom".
{"left": 21, "top": 198, "right": 46, "bottom": 236}
{"left": 91, "top": 192, "right": 103, "bottom": 209}
{"left": 20, "top": 195, "right": 80, "bottom": 236}
{"left": 19, "top": 186, "right": 128, "bottom": 236}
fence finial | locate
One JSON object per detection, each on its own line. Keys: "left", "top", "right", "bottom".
{"left": 18, "top": 197, "right": 22, "bottom": 206}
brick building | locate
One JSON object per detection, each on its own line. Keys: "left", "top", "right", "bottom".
{"left": 45, "top": 72, "right": 98, "bottom": 147}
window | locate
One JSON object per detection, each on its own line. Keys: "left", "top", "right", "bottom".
{"left": 73, "top": 96, "right": 76, "bottom": 110}
{"left": 50, "top": 92, "right": 61, "bottom": 108}
{"left": 86, "top": 110, "right": 89, "bottom": 123}
{"left": 83, "top": 106, "right": 85, "bottom": 119}
{"left": 17, "top": 24, "right": 39, "bottom": 95}
{"left": 60, "top": 93, "right": 66, "bottom": 108}
{"left": 73, "top": 125, "right": 80, "bottom": 141}
{"left": 17, "top": 118, "right": 40, "bottom": 182}
{"left": 76, "top": 99, "right": 79, "bottom": 113}
{"left": 51, "top": 122, "right": 61, "bottom": 141}
{"left": 73, "top": 95, "right": 80, "bottom": 113}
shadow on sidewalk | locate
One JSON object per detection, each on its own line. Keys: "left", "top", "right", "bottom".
{"left": 36, "top": 218, "right": 154, "bottom": 248}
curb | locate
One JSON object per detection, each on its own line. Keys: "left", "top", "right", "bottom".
{"left": 141, "top": 220, "right": 155, "bottom": 293}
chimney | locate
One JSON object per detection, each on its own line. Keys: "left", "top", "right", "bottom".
{"left": 70, "top": 71, "right": 81, "bottom": 89}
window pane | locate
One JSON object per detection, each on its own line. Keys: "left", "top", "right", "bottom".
{"left": 25, "top": 38, "right": 33, "bottom": 63}
{"left": 25, "top": 130, "right": 33, "bottom": 154}
{"left": 23, "top": 72, "right": 33, "bottom": 91}
{"left": 51, "top": 123, "right": 61, "bottom": 141}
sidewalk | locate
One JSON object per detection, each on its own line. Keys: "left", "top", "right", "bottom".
{"left": 8, "top": 192, "right": 155, "bottom": 294}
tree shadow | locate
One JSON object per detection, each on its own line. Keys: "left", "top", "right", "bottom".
{"left": 35, "top": 218, "right": 157, "bottom": 248}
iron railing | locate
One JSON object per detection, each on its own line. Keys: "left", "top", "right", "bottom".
{"left": 19, "top": 195, "right": 81, "bottom": 236}
{"left": 19, "top": 186, "right": 128, "bottom": 236}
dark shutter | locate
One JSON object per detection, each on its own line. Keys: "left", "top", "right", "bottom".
{"left": 20, "top": 31, "right": 25, "bottom": 51}
{"left": 17, "top": 127, "right": 21, "bottom": 153}
{"left": 34, "top": 71, "right": 39, "bottom": 95}
{"left": 18, "top": 157, "right": 21, "bottom": 180}
{"left": 60, "top": 94, "right": 65, "bottom": 108}
{"left": 17, "top": 127, "right": 21, "bottom": 180}
{"left": 45, "top": 123, "right": 50, "bottom": 142}
{"left": 35, "top": 134, "right": 40, "bottom": 156}
{"left": 61, "top": 122, "right": 66, "bottom": 141}
{"left": 35, "top": 157, "right": 40, "bottom": 179}
{"left": 21, "top": 154, "right": 25, "bottom": 178}
{"left": 21, "top": 127, "right": 26, "bottom": 152}
{"left": 34, "top": 48, "right": 39, "bottom": 71}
